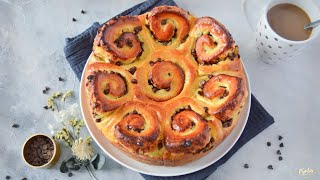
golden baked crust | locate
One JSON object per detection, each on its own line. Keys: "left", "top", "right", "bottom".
{"left": 85, "top": 6, "right": 248, "bottom": 166}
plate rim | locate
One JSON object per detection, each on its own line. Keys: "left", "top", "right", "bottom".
{"left": 79, "top": 53, "right": 251, "bottom": 176}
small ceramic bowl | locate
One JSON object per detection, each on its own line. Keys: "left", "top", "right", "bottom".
{"left": 22, "top": 134, "right": 60, "bottom": 168}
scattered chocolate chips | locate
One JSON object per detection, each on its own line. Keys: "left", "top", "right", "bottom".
{"left": 24, "top": 135, "right": 54, "bottom": 166}
{"left": 244, "top": 164, "right": 249, "bottom": 168}
{"left": 5, "top": 175, "right": 10, "bottom": 179}
{"left": 278, "top": 156, "right": 283, "bottom": 161}
{"left": 81, "top": 10, "right": 86, "bottom": 14}
{"left": 268, "top": 165, "right": 273, "bottom": 170}
{"left": 68, "top": 172, "right": 73, "bottom": 177}
{"left": 12, "top": 123, "right": 19, "bottom": 128}
{"left": 278, "top": 135, "right": 283, "bottom": 140}
{"left": 279, "top": 143, "right": 284, "bottom": 148}
{"left": 72, "top": 18, "right": 77, "bottom": 22}
{"left": 128, "top": 66, "right": 137, "bottom": 75}
{"left": 267, "top": 142, "right": 271, "bottom": 146}
{"left": 58, "top": 77, "right": 64, "bottom": 81}
{"left": 131, "top": 79, "right": 138, "bottom": 84}
{"left": 276, "top": 150, "right": 281, "bottom": 155}
{"left": 42, "top": 86, "right": 50, "bottom": 94}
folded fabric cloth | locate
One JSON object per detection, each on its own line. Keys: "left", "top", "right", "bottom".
{"left": 63, "top": 0, "right": 275, "bottom": 179}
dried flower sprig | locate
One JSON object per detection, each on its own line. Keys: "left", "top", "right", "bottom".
{"left": 44, "top": 87, "right": 104, "bottom": 179}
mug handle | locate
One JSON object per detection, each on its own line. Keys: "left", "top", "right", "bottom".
{"left": 241, "top": 0, "right": 269, "bottom": 31}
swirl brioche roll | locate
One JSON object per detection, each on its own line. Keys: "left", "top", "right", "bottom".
{"left": 93, "top": 16, "right": 145, "bottom": 64}
{"left": 164, "top": 99, "right": 211, "bottom": 154}
{"left": 85, "top": 6, "right": 248, "bottom": 166}
{"left": 190, "top": 17, "right": 235, "bottom": 65}
{"left": 85, "top": 62, "right": 135, "bottom": 121}
{"left": 196, "top": 74, "right": 246, "bottom": 122}
{"left": 146, "top": 6, "right": 191, "bottom": 47}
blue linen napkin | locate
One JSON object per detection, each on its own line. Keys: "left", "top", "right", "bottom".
{"left": 64, "top": 0, "right": 275, "bottom": 179}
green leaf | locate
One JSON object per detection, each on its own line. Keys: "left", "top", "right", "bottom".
{"left": 60, "top": 161, "right": 69, "bottom": 173}
{"left": 91, "top": 153, "right": 106, "bottom": 170}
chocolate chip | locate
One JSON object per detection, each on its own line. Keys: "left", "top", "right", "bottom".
{"left": 208, "top": 74, "right": 213, "bottom": 79}
{"left": 58, "top": 77, "right": 64, "bottom": 81}
{"left": 43, "top": 106, "right": 49, "bottom": 110}
{"left": 191, "top": 49, "right": 197, "bottom": 59}
{"left": 68, "top": 172, "right": 73, "bottom": 177}
{"left": 132, "top": 110, "right": 138, "bottom": 114}
{"left": 152, "top": 87, "right": 159, "bottom": 93}
{"left": 81, "top": 10, "right": 86, "bottom": 14}
{"left": 279, "top": 143, "right": 284, "bottom": 147}
{"left": 204, "top": 107, "right": 209, "bottom": 113}
{"left": 222, "top": 119, "right": 233, "bottom": 128}
{"left": 87, "top": 75, "right": 94, "bottom": 82}
{"left": 116, "top": 41, "right": 123, "bottom": 48}
{"left": 278, "top": 135, "right": 283, "bottom": 140}
{"left": 5, "top": 175, "right": 10, "bottom": 179}
{"left": 267, "top": 142, "right": 271, "bottom": 146}
{"left": 12, "top": 123, "right": 19, "bottom": 128}
{"left": 184, "top": 140, "right": 192, "bottom": 147}
{"left": 268, "top": 165, "right": 273, "bottom": 170}
{"left": 198, "top": 91, "right": 204, "bottom": 96}
{"left": 42, "top": 90, "right": 47, "bottom": 94}
{"left": 161, "top": 19, "right": 167, "bottom": 25}
{"left": 162, "top": 41, "right": 169, "bottom": 46}
{"left": 149, "top": 61, "right": 155, "bottom": 66}
{"left": 128, "top": 66, "right": 137, "bottom": 75}
{"left": 72, "top": 18, "right": 76, "bottom": 22}
{"left": 278, "top": 156, "right": 283, "bottom": 161}
{"left": 125, "top": 39, "right": 133, "bottom": 47}
{"left": 115, "top": 61, "right": 122, "bottom": 66}
{"left": 181, "top": 34, "right": 189, "bottom": 43}
{"left": 134, "top": 26, "right": 142, "bottom": 33}
{"left": 22, "top": 178, "right": 27, "bottom": 180}
{"left": 131, "top": 79, "right": 138, "bottom": 84}
{"left": 244, "top": 164, "right": 249, "bottom": 168}
{"left": 157, "top": 141, "right": 163, "bottom": 150}
{"left": 276, "top": 150, "right": 281, "bottom": 155}
{"left": 199, "top": 80, "right": 206, "bottom": 89}
{"left": 103, "top": 89, "right": 110, "bottom": 95}
{"left": 156, "top": 58, "right": 162, "bottom": 62}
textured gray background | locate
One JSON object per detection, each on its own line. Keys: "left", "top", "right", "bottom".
{"left": 0, "top": 0, "right": 319, "bottom": 179}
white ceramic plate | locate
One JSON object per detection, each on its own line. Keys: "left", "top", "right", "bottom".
{"left": 80, "top": 53, "right": 251, "bottom": 176}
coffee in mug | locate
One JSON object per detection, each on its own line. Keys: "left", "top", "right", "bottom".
{"left": 267, "top": 3, "right": 312, "bottom": 41}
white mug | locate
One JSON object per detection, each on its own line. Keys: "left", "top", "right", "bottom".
{"left": 242, "top": 0, "right": 320, "bottom": 64}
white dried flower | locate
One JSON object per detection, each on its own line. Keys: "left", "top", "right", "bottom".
{"left": 71, "top": 137, "right": 94, "bottom": 161}
{"left": 54, "top": 103, "right": 82, "bottom": 123}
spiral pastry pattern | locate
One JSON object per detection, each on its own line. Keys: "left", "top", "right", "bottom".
{"left": 85, "top": 6, "right": 248, "bottom": 166}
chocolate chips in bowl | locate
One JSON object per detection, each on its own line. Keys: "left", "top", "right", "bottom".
{"left": 22, "top": 134, "right": 60, "bottom": 168}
